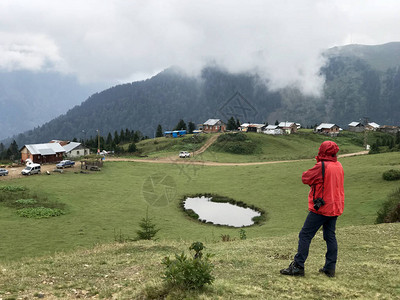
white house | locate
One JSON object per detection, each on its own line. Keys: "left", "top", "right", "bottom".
{"left": 263, "top": 125, "right": 283, "bottom": 135}
{"left": 63, "top": 142, "right": 90, "bottom": 158}
{"left": 240, "top": 123, "right": 266, "bottom": 133}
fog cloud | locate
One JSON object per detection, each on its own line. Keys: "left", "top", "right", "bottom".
{"left": 1, "top": 0, "right": 400, "bottom": 96}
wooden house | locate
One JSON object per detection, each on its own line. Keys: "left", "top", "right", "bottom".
{"left": 199, "top": 119, "right": 226, "bottom": 133}
{"left": 348, "top": 122, "right": 365, "bottom": 132}
{"left": 277, "top": 122, "right": 298, "bottom": 134}
{"left": 240, "top": 123, "right": 266, "bottom": 133}
{"left": 20, "top": 143, "right": 66, "bottom": 164}
{"left": 314, "top": 123, "right": 341, "bottom": 136}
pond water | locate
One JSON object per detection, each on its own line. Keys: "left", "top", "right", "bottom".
{"left": 184, "top": 196, "right": 261, "bottom": 227}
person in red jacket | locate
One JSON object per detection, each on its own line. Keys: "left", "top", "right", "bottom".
{"left": 280, "top": 141, "right": 344, "bottom": 277}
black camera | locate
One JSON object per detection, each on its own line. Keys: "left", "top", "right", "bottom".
{"left": 313, "top": 198, "right": 325, "bottom": 211}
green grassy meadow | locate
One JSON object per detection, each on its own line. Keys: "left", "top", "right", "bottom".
{"left": 0, "top": 135, "right": 399, "bottom": 299}
{"left": 0, "top": 151, "right": 399, "bottom": 262}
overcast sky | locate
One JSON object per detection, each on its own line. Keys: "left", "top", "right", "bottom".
{"left": 1, "top": 0, "right": 400, "bottom": 95}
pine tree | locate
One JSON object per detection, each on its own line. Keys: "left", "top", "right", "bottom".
{"left": 136, "top": 209, "right": 160, "bottom": 240}
{"left": 174, "top": 119, "right": 187, "bottom": 131}
{"left": 188, "top": 122, "right": 196, "bottom": 134}
{"left": 227, "top": 117, "right": 237, "bottom": 130}
{"left": 156, "top": 124, "right": 163, "bottom": 137}
{"left": 114, "top": 130, "right": 120, "bottom": 144}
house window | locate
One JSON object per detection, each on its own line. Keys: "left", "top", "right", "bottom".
{"left": 77, "top": 151, "right": 80, "bottom": 155}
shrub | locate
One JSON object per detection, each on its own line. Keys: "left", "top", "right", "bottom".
{"left": 17, "top": 207, "right": 65, "bottom": 218}
{"left": 136, "top": 209, "right": 160, "bottom": 240}
{"left": 382, "top": 169, "right": 400, "bottom": 181}
{"left": 213, "top": 132, "right": 258, "bottom": 155}
{"left": 376, "top": 188, "right": 400, "bottom": 223}
{"left": 162, "top": 242, "right": 214, "bottom": 290}
{"left": 15, "top": 198, "right": 37, "bottom": 205}
{"left": 0, "top": 185, "right": 27, "bottom": 192}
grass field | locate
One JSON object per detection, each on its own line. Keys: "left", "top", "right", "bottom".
{"left": 0, "top": 151, "right": 399, "bottom": 263}
{"left": 0, "top": 223, "right": 398, "bottom": 299}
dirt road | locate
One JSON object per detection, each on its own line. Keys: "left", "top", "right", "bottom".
{"left": 0, "top": 150, "right": 369, "bottom": 181}
{"left": 106, "top": 150, "right": 369, "bottom": 166}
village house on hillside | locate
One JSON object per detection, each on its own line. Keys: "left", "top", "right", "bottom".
{"left": 348, "top": 121, "right": 380, "bottom": 132}
{"left": 378, "top": 125, "right": 400, "bottom": 134}
{"left": 277, "top": 122, "right": 298, "bottom": 134}
{"left": 49, "top": 140, "right": 90, "bottom": 157}
{"left": 348, "top": 122, "right": 365, "bottom": 132}
{"left": 240, "top": 123, "right": 266, "bottom": 133}
{"left": 263, "top": 125, "right": 283, "bottom": 135}
{"left": 198, "top": 119, "right": 226, "bottom": 133}
{"left": 63, "top": 142, "right": 90, "bottom": 157}
{"left": 20, "top": 143, "right": 66, "bottom": 164}
{"left": 314, "top": 123, "right": 341, "bottom": 136}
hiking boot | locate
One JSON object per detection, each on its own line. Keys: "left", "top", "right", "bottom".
{"left": 280, "top": 261, "right": 305, "bottom": 276}
{"left": 319, "top": 268, "right": 335, "bottom": 277}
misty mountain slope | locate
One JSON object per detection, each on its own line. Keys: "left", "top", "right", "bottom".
{"left": 3, "top": 43, "right": 400, "bottom": 147}
{"left": 0, "top": 70, "right": 103, "bottom": 140}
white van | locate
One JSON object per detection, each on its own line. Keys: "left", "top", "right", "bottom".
{"left": 21, "top": 163, "right": 41, "bottom": 176}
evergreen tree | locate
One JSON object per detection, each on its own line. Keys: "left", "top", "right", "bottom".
{"left": 227, "top": 117, "right": 237, "bottom": 131}
{"left": 396, "top": 131, "right": 400, "bottom": 145}
{"left": 174, "top": 119, "right": 187, "bottom": 131}
{"left": 275, "top": 120, "right": 279, "bottom": 125}
{"left": 128, "top": 143, "right": 137, "bottom": 153}
{"left": 125, "top": 128, "right": 132, "bottom": 141}
{"left": 7, "top": 140, "right": 19, "bottom": 160}
{"left": 236, "top": 118, "right": 241, "bottom": 129}
{"left": 188, "top": 122, "right": 196, "bottom": 134}
{"left": 156, "top": 124, "right": 163, "bottom": 137}
{"left": 106, "top": 132, "right": 113, "bottom": 147}
{"left": 136, "top": 209, "right": 160, "bottom": 240}
{"left": 120, "top": 129, "right": 125, "bottom": 143}
{"left": 114, "top": 130, "right": 120, "bottom": 144}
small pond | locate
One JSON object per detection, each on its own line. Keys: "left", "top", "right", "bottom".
{"left": 184, "top": 196, "right": 261, "bottom": 227}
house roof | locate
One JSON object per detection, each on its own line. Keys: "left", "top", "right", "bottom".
{"left": 367, "top": 122, "right": 380, "bottom": 128}
{"left": 265, "top": 125, "right": 279, "bottom": 129}
{"left": 278, "top": 122, "right": 296, "bottom": 127}
{"left": 24, "top": 143, "right": 66, "bottom": 155}
{"left": 316, "top": 123, "right": 340, "bottom": 130}
{"left": 348, "top": 122, "right": 363, "bottom": 127}
{"left": 241, "top": 123, "right": 265, "bottom": 128}
{"left": 203, "top": 119, "right": 223, "bottom": 126}
{"left": 63, "top": 142, "right": 83, "bottom": 153}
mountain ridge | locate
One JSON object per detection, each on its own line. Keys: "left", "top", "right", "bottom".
{"left": 2, "top": 42, "right": 400, "bottom": 147}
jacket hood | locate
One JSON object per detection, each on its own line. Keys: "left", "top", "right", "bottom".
{"left": 316, "top": 141, "right": 339, "bottom": 162}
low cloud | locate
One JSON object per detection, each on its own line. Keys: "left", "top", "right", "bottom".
{"left": 1, "top": 0, "right": 400, "bottom": 96}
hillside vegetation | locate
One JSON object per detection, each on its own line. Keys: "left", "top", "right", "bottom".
{"left": 0, "top": 223, "right": 398, "bottom": 299}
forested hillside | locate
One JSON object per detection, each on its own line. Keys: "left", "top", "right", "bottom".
{"left": 3, "top": 42, "right": 400, "bottom": 147}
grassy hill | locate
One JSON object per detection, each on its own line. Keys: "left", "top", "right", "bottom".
{"left": 131, "top": 130, "right": 390, "bottom": 163}
{"left": 0, "top": 223, "right": 398, "bottom": 299}
{"left": 0, "top": 135, "right": 399, "bottom": 298}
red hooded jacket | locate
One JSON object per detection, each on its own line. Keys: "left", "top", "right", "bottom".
{"left": 302, "top": 141, "right": 344, "bottom": 216}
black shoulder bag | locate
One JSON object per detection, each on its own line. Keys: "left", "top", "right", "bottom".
{"left": 313, "top": 161, "right": 325, "bottom": 211}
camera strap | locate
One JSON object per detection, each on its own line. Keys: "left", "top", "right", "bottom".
{"left": 313, "top": 161, "right": 325, "bottom": 200}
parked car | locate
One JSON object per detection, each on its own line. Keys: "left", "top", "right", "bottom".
{"left": 56, "top": 160, "right": 75, "bottom": 169}
{"left": 0, "top": 168, "right": 9, "bottom": 176}
{"left": 179, "top": 151, "right": 190, "bottom": 158}
{"left": 21, "top": 164, "right": 41, "bottom": 176}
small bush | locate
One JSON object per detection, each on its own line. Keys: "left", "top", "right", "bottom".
{"left": 15, "top": 198, "right": 37, "bottom": 205}
{"left": 17, "top": 207, "right": 65, "bottom": 219}
{"left": 376, "top": 188, "right": 400, "bottom": 223}
{"left": 382, "top": 169, "right": 400, "bottom": 181}
{"left": 162, "top": 242, "right": 214, "bottom": 290}
{"left": 136, "top": 209, "right": 160, "bottom": 240}
{"left": 0, "top": 185, "right": 27, "bottom": 192}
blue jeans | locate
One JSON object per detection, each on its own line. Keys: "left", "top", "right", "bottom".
{"left": 294, "top": 212, "right": 338, "bottom": 270}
